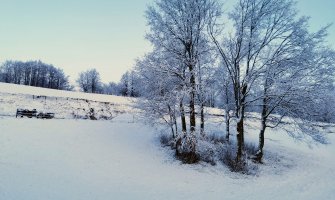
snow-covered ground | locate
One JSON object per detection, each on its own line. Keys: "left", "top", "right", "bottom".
{"left": 0, "top": 83, "right": 133, "bottom": 104}
{"left": 0, "top": 83, "right": 134, "bottom": 119}
{"left": 0, "top": 83, "right": 335, "bottom": 199}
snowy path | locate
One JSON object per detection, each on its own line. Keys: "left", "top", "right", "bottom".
{"left": 0, "top": 116, "right": 334, "bottom": 200}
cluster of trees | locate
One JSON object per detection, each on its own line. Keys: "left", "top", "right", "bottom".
{"left": 134, "top": 0, "right": 335, "bottom": 164}
{"left": 76, "top": 69, "right": 102, "bottom": 93}
{"left": 117, "top": 71, "right": 142, "bottom": 97}
{"left": 101, "top": 70, "right": 141, "bottom": 97}
{"left": 0, "top": 60, "right": 143, "bottom": 97}
{"left": 76, "top": 69, "right": 141, "bottom": 97}
{"left": 0, "top": 60, "right": 73, "bottom": 90}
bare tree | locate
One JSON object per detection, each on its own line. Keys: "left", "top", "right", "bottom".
{"left": 254, "top": 44, "right": 335, "bottom": 161}
{"left": 145, "top": 0, "right": 221, "bottom": 162}
{"left": 136, "top": 50, "right": 187, "bottom": 155}
{"left": 77, "top": 69, "right": 102, "bottom": 93}
{"left": 209, "top": 0, "right": 335, "bottom": 162}
{"left": 210, "top": 0, "right": 290, "bottom": 161}
{"left": 0, "top": 60, "right": 72, "bottom": 90}
{"left": 215, "top": 64, "right": 235, "bottom": 141}
{"left": 118, "top": 70, "right": 142, "bottom": 97}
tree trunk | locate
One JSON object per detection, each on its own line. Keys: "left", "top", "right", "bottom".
{"left": 179, "top": 63, "right": 197, "bottom": 163}
{"left": 198, "top": 62, "right": 204, "bottom": 137}
{"left": 254, "top": 97, "right": 268, "bottom": 163}
{"left": 200, "top": 102, "right": 205, "bottom": 137}
{"left": 254, "top": 119, "right": 266, "bottom": 163}
{"left": 236, "top": 114, "right": 245, "bottom": 162}
{"left": 176, "top": 101, "right": 186, "bottom": 158}
{"left": 180, "top": 100, "right": 187, "bottom": 133}
{"left": 225, "top": 85, "right": 230, "bottom": 141}
{"left": 170, "top": 124, "right": 175, "bottom": 139}
{"left": 234, "top": 85, "right": 239, "bottom": 118}
{"left": 236, "top": 85, "right": 247, "bottom": 162}
{"left": 225, "top": 110, "right": 230, "bottom": 141}
{"left": 190, "top": 72, "right": 196, "bottom": 133}
{"left": 189, "top": 70, "right": 196, "bottom": 133}
{"left": 173, "top": 108, "right": 178, "bottom": 138}
{"left": 168, "top": 105, "right": 175, "bottom": 139}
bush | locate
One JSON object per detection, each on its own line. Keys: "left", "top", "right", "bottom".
{"left": 196, "top": 139, "right": 216, "bottom": 165}
{"left": 159, "top": 132, "right": 174, "bottom": 147}
{"left": 218, "top": 144, "right": 258, "bottom": 174}
{"left": 244, "top": 142, "right": 258, "bottom": 156}
{"left": 221, "top": 149, "right": 247, "bottom": 173}
{"left": 176, "top": 151, "right": 199, "bottom": 164}
{"left": 89, "top": 108, "right": 97, "bottom": 120}
{"left": 158, "top": 130, "right": 259, "bottom": 173}
{"left": 175, "top": 134, "right": 199, "bottom": 164}
{"left": 207, "top": 133, "right": 227, "bottom": 145}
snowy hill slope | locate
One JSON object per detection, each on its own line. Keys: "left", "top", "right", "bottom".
{"left": 0, "top": 82, "right": 132, "bottom": 104}
{"left": 0, "top": 83, "right": 134, "bottom": 119}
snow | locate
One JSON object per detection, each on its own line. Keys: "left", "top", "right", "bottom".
{"left": 0, "top": 83, "right": 134, "bottom": 119}
{"left": 0, "top": 83, "right": 335, "bottom": 199}
{"left": 0, "top": 82, "right": 133, "bottom": 105}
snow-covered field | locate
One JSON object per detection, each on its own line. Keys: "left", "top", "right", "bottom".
{"left": 0, "top": 83, "right": 134, "bottom": 119}
{"left": 0, "top": 83, "right": 133, "bottom": 104}
{"left": 0, "top": 83, "right": 335, "bottom": 200}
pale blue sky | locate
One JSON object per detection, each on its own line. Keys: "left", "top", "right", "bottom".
{"left": 0, "top": 0, "right": 334, "bottom": 83}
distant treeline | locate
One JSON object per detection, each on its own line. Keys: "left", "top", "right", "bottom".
{"left": 0, "top": 60, "right": 73, "bottom": 90}
{"left": 0, "top": 60, "right": 141, "bottom": 97}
